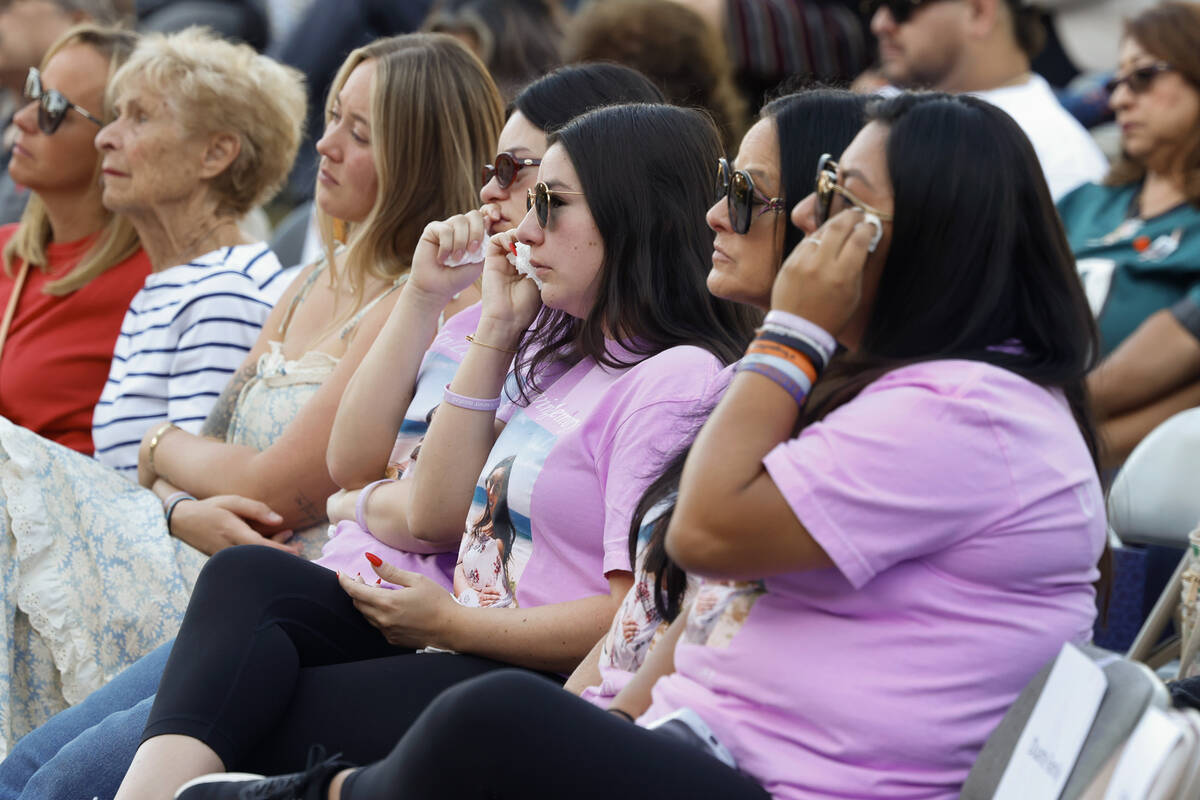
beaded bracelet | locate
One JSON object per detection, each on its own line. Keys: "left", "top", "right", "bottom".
{"left": 443, "top": 384, "right": 503, "bottom": 412}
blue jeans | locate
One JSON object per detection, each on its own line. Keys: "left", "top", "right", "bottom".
{"left": 0, "top": 641, "right": 170, "bottom": 800}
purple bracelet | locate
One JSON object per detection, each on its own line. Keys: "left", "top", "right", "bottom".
{"left": 355, "top": 478, "right": 397, "bottom": 534}
{"left": 443, "top": 384, "right": 503, "bottom": 412}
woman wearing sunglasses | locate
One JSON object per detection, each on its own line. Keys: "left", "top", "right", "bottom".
{"left": 173, "top": 91, "right": 1106, "bottom": 800}
{"left": 110, "top": 102, "right": 755, "bottom": 800}
{"left": 0, "top": 25, "right": 149, "bottom": 456}
{"left": 1058, "top": 1, "right": 1200, "bottom": 468}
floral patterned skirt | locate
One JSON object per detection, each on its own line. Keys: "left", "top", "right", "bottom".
{"left": 0, "top": 417, "right": 324, "bottom": 757}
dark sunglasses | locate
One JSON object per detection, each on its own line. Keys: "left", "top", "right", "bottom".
{"left": 860, "top": 0, "right": 942, "bottom": 25}
{"left": 1104, "top": 63, "right": 1174, "bottom": 96}
{"left": 715, "top": 157, "right": 785, "bottom": 235}
{"left": 23, "top": 67, "right": 103, "bottom": 135}
{"left": 525, "top": 181, "right": 584, "bottom": 229}
{"left": 814, "top": 153, "right": 893, "bottom": 227}
{"left": 482, "top": 152, "right": 541, "bottom": 189}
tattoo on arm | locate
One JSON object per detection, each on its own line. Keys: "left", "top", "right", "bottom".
{"left": 294, "top": 491, "right": 326, "bottom": 528}
{"left": 201, "top": 361, "right": 258, "bottom": 440}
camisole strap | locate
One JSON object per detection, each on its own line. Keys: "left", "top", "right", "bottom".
{"left": 338, "top": 272, "right": 408, "bottom": 340}
{"left": 276, "top": 257, "right": 328, "bottom": 337}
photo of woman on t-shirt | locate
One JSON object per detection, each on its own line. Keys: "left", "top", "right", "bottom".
{"left": 685, "top": 579, "right": 766, "bottom": 649}
{"left": 454, "top": 456, "right": 519, "bottom": 607}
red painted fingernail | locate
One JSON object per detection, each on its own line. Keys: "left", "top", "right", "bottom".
{"left": 364, "top": 552, "right": 382, "bottom": 567}
{"left": 335, "top": 571, "right": 340, "bottom": 578}
{"left": 509, "top": 242, "right": 517, "bottom": 255}
{"left": 376, "top": 578, "right": 382, "bottom": 584}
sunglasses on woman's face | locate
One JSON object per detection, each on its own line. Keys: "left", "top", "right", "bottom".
{"left": 1104, "top": 62, "right": 1175, "bottom": 96}
{"left": 860, "top": 0, "right": 945, "bottom": 25}
{"left": 482, "top": 152, "right": 541, "bottom": 189}
{"left": 526, "top": 181, "right": 584, "bottom": 229}
{"left": 814, "top": 153, "right": 894, "bottom": 227}
{"left": 715, "top": 157, "right": 785, "bottom": 235}
{"left": 23, "top": 67, "right": 103, "bottom": 135}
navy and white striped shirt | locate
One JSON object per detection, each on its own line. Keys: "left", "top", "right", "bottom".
{"left": 92, "top": 243, "right": 291, "bottom": 476}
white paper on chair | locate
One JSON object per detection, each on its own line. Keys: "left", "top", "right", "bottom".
{"left": 992, "top": 643, "right": 1108, "bottom": 800}
{"left": 1102, "top": 706, "right": 1185, "bottom": 800}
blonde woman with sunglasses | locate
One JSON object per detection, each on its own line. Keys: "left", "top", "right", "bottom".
{"left": 0, "top": 24, "right": 146, "bottom": 457}
{"left": 1059, "top": 1, "right": 1200, "bottom": 468}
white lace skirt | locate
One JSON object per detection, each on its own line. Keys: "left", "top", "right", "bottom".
{"left": 0, "top": 417, "right": 323, "bottom": 756}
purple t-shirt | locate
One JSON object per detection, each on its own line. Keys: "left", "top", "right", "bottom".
{"left": 452, "top": 343, "right": 723, "bottom": 610}
{"left": 315, "top": 302, "right": 483, "bottom": 588}
{"left": 580, "top": 363, "right": 736, "bottom": 706}
{"left": 642, "top": 359, "right": 1106, "bottom": 800}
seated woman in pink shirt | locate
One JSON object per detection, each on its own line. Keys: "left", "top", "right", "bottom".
{"left": 177, "top": 92, "right": 1106, "bottom": 800}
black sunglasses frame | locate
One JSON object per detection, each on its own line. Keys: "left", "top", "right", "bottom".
{"left": 1104, "top": 63, "right": 1174, "bottom": 96}
{"left": 482, "top": 152, "right": 541, "bottom": 189}
{"left": 860, "top": 0, "right": 937, "bottom": 25}
{"left": 23, "top": 67, "right": 103, "bottom": 135}
{"left": 715, "top": 157, "right": 785, "bottom": 235}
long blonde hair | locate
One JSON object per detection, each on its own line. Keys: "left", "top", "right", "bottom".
{"left": 317, "top": 33, "right": 504, "bottom": 302}
{"left": 2, "top": 24, "right": 140, "bottom": 296}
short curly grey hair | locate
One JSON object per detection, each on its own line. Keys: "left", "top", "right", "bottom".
{"left": 108, "top": 27, "right": 306, "bottom": 216}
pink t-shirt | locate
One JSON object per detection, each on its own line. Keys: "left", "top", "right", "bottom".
{"left": 452, "top": 342, "right": 723, "bottom": 610}
{"left": 315, "top": 302, "right": 483, "bottom": 588}
{"left": 642, "top": 359, "right": 1106, "bottom": 800}
{"left": 580, "top": 363, "right": 736, "bottom": 706}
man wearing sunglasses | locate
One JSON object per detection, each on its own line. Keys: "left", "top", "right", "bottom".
{"left": 865, "top": 0, "right": 1106, "bottom": 200}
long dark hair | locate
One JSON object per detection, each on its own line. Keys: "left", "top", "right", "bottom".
{"left": 512, "top": 62, "right": 664, "bottom": 134}
{"left": 762, "top": 89, "right": 867, "bottom": 258}
{"left": 513, "top": 103, "right": 760, "bottom": 401}
{"left": 625, "top": 90, "right": 869, "bottom": 619}
{"left": 804, "top": 93, "right": 1100, "bottom": 473}
{"left": 470, "top": 455, "right": 517, "bottom": 569}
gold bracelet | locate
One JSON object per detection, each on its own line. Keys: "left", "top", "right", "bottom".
{"left": 146, "top": 421, "right": 177, "bottom": 474}
{"left": 465, "top": 334, "right": 517, "bottom": 355}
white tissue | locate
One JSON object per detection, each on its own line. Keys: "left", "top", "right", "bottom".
{"left": 442, "top": 239, "right": 486, "bottom": 267}
{"left": 506, "top": 241, "right": 543, "bottom": 289}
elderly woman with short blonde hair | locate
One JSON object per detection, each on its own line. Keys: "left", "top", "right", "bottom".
{"left": 0, "top": 27, "right": 307, "bottom": 751}
{"left": 90, "top": 27, "right": 307, "bottom": 472}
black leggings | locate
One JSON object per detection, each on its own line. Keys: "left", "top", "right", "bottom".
{"left": 144, "top": 546, "right": 557, "bottom": 773}
{"left": 339, "top": 671, "right": 771, "bottom": 799}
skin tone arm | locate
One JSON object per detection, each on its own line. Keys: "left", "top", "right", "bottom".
{"left": 667, "top": 209, "right": 875, "bottom": 579}
{"left": 608, "top": 607, "right": 689, "bottom": 720}
{"left": 1088, "top": 308, "right": 1200, "bottom": 420}
{"left": 563, "top": 632, "right": 607, "bottom": 695}
{"left": 327, "top": 206, "right": 498, "bottom": 488}
{"left": 137, "top": 279, "right": 402, "bottom": 531}
{"left": 341, "top": 560, "right": 634, "bottom": 674}
{"left": 406, "top": 229, "right": 542, "bottom": 544}
{"left": 1099, "top": 379, "right": 1200, "bottom": 469}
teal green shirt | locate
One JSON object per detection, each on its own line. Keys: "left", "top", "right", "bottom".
{"left": 1058, "top": 181, "right": 1200, "bottom": 356}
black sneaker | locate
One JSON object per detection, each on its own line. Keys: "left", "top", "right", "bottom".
{"left": 174, "top": 748, "right": 352, "bottom": 800}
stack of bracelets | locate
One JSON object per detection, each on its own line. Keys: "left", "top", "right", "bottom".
{"left": 737, "top": 310, "right": 836, "bottom": 405}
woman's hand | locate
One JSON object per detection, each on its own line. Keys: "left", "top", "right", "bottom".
{"left": 340, "top": 558, "right": 463, "bottom": 649}
{"left": 326, "top": 488, "right": 358, "bottom": 524}
{"left": 772, "top": 208, "right": 877, "bottom": 336}
{"left": 407, "top": 206, "right": 493, "bottom": 305}
{"left": 478, "top": 229, "right": 542, "bottom": 343}
{"left": 168, "top": 494, "right": 299, "bottom": 556}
